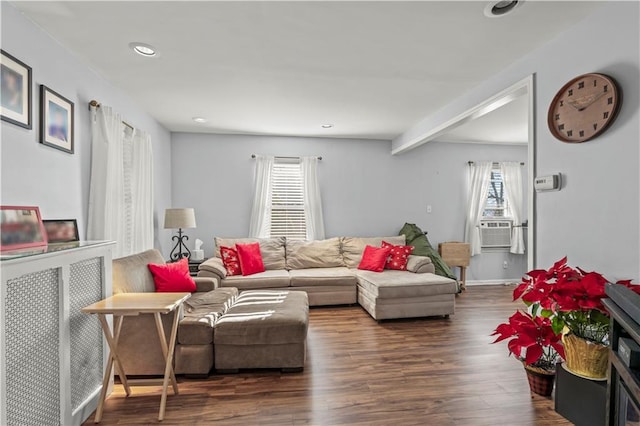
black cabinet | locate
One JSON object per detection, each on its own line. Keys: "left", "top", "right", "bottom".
{"left": 604, "top": 284, "right": 640, "bottom": 425}
{"left": 555, "top": 363, "right": 606, "bottom": 425}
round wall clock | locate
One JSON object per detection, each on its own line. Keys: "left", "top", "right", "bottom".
{"left": 547, "top": 73, "right": 621, "bottom": 143}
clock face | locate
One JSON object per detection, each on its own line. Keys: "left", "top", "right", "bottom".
{"left": 547, "top": 73, "right": 621, "bottom": 143}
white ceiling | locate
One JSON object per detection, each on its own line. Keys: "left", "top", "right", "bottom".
{"left": 438, "top": 94, "right": 529, "bottom": 145}
{"left": 12, "top": 1, "right": 602, "bottom": 141}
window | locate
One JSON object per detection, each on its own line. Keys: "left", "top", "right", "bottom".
{"left": 270, "top": 159, "right": 307, "bottom": 240}
{"left": 250, "top": 155, "right": 324, "bottom": 241}
{"left": 483, "top": 166, "right": 511, "bottom": 218}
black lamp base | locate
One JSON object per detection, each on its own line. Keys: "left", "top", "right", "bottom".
{"left": 169, "top": 228, "right": 191, "bottom": 262}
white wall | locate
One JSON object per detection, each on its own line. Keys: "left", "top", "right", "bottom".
{"left": 393, "top": 1, "right": 640, "bottom": 281}
{"left": 170, "top": 133, "right": 399, "bottom": 254}
{"left": 0, "top": 3, "right": 173, "bottom": 255}
{"left": 171, "top": 133, "right": 526, "bottom": 281}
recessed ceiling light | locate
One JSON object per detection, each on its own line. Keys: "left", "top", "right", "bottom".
{"left": 192, "top": 117, "right": 207, "bottom": 123}
{"left": 129, "top": 42, "right": 157, "bottom": 57}
{"left": 321, "top": 124, "right": 333, "bottom": 129}
{"left": 484, "top": 1, "right": 522, "bottom": 18}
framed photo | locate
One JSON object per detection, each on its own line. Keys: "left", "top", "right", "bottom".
{"left": 40, "top": 85, "right": 74, "bottom": 154}
{"left": 1, "top": 50, "right": 32, "bottom": 129}
{"left": 43, "top": 219, "right": 79, "bottom": 243}
{"left": 0, "top": 206, "right": 48, "bottom": 251}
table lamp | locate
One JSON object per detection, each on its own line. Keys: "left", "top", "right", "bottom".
{"left": 164, "top": 208, "right": 196, "bottom": 261}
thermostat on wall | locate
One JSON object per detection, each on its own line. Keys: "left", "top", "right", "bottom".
{"left": 534, "top": 174, "right": 562, "bottom": 192}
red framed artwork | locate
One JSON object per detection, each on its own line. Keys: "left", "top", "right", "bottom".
{"left": 0, "top": 206, "right": 48, "bottom": 251}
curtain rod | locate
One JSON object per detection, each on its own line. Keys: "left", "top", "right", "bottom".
{"left": 468, "top": 161, "right": 525, "bottom": 166}
{"left": 89, "top": 100, "right": 135, "bottom": 131}
{"left": 251, "top": 154, "right": 322, "bottom": 160}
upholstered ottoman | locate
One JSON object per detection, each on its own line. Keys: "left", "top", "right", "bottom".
{"left": 213, "top": 290, "right": 309, "bottom": 372}
{"left": 174, "top": 287, "right": 239, "bottom": 376}
{"left": 356, "top": 270, "right": 458, "bottom": 320}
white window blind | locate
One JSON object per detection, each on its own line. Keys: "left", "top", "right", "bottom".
{"left": 483, "top": 166, "right": 510, "bottom": 218}
{"left": 270, "top": 159, "right": 307, "bottom": 240}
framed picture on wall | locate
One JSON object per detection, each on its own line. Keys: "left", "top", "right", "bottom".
{"left": 1, "top": 50, "right": 32, "bottom": 129}
{"left": 43, "top": 219, "right": 80, "bottom": 243}
{"left": 0, "top": 206, "right": 48, "bottom": 251}
{"left": 40, "top": 85, "right": 74, "bottom": 154}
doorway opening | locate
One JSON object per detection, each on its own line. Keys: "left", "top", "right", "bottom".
{"left": 403, "top": 75, "right": 536, "bottom": 271}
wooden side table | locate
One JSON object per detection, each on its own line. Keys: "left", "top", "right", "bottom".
{"left": 438, "top": 242, "right": 470, "bottom": 291}
{"left": 82, "top": 292, "right": 191, "bottom": 422}
{"left": 188, "top": 258, "right": 207, "bottom": 277}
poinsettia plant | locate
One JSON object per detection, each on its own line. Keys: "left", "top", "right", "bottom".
{"left": 513, "top": 257, "right": 640, "bottom": 345}
{"left": 492, "top": 310, "right": 564, "bottom": 371}
{"left": 493, "top": 256, "right": 640, "bottom": 371}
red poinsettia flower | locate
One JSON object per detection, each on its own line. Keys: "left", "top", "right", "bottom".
{"left": 514, "top": 275, "right": 556, "bottom": 310}
{"left": 548, "top": 284, "right": 579, "bottom": 312}
{"left": 579, "top": 272, "right": 607, "bottom": 310}
{"left": 510, "top": 257, "right": 640, "bottom": 346}
{"left": 498, "top": 256, "right": 640, "bottom": 374}
{"left": 548, "top": 256, "right": 580, "bottom": 280}
{"left": 545, "top": 270, "right": 606, "bottom": 313}
{"left": 521, "top": 275, "right": 556, "bottom": 309}
{"left": 513, "top": 277, "right": 534, "bottom": 301}
{"left": 492, "top": 311, "right": 564, "bottom": 366}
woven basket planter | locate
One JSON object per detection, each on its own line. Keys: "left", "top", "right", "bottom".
{"left": 562, "top": 333, "right": 609, "bottom": 380}
{"left": 523, "top": 364, "right": 556, "bottom": 397}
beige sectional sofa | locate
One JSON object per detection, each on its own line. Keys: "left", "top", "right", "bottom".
{"left": 199, "top": 236, "right": 356, "bottom": 305}
{"left": 112, "top": 249, "right": 308, "bottom": 377}
{"left": 198, "top": 235, "right": 459, "bottom": 320}
{"left": 110, "top": 236, "right": 459, "bottom": 378}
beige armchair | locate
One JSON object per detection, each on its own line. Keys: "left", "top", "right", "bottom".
{"left": 111, "top": 249, "right": 221, "bottom": 376}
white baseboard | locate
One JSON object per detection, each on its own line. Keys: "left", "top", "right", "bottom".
{"left": 466, "top": 279, "right": 520, "bottom": 287}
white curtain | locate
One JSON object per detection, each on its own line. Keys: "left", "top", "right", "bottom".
{"left": 464, "top": 161, "right": 493, "bottom": 256}
{"left": 88, "top": 106, "right": 126, "bottom": 257}
{"left": 87, "top": 105, "right": 154, "bottom": 258}
{"left": 248, "top": 155, "right": 274, "bottom": 238}
{"left": 130, "top": 129, "right": 154, "bottom": 253}
{"left": 501, "top": 162, "right": 525, "bottom": 254}
{"left": 301, "top": 156, "right": 325, "bottom": 240}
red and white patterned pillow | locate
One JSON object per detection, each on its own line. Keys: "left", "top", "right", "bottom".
{"left": 382, "top": 241, "right": 414, "bottom": 271}
{"left": 220, "top": 246, "right": 242, "bottom": 276}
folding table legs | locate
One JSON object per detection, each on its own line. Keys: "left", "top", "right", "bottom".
{"left": 95, "top": 315, "right": 130, "bottom": 423}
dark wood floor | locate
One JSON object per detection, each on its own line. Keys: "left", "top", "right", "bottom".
{"left": 83, "top": 285, "right": 572, "bottom": 425}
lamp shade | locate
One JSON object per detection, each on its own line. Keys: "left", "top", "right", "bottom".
{"left": 164, "top": 208, "right": 196, "bottom": 229}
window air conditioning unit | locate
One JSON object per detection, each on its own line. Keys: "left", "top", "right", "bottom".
{"left": 480, "top": 220, "right": 512, "bottom": 248}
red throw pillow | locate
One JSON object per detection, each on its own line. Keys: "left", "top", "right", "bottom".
{"left": 220, "top": 246, "right": 242, "bottom": 276}
{"left": 235, "top": 242, "right": 265, "bottom": 276}
{"left": 358, "top": 245, "right": 392, "bottom": 272}
{"left": 382, "top": 241, "right": 415, "bottom": 271}
{"left": 147, "top": 258, "right": 196, "bottom": 292}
